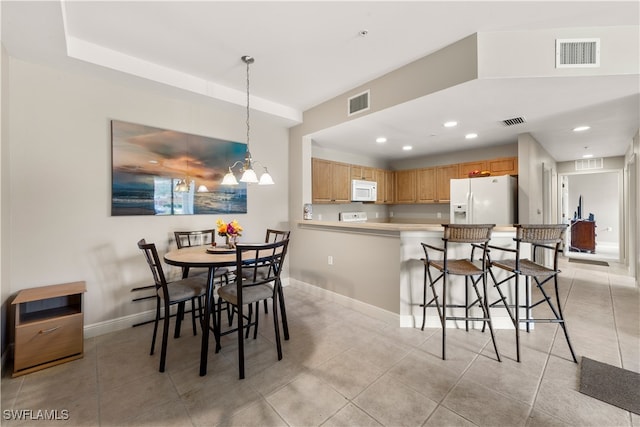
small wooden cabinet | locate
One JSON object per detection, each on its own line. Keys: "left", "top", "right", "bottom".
{"left": 435, "top": 164, "right": 459, "bottom": 202}
{"left": 351, "top": 165, "right": 375, "bottom": 181}
{"left": 395, "top": 169, "right": 417, "bottom": 203}
{"left": 312, "top": 158, "right": 351, "bottom": 203}
{"left": 416, "top": 168, "right": 436, "bottom": 203}
{"left": 570, "top": 220, "right": 596, "bottom": 253}
{"left": 488, "top": 157, "right": 518, "bottom": 176}
{"left": 458, "top": 160, "right": 487, "bottom": 178}
{"left": 374, "top": 169, "right": 395, "bottom": 204}
{"left": 12, "top": 281, "right": 86, "bottom": 377}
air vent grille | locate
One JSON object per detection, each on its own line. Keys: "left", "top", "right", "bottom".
{"left": 556, "top": 38, "right": 600, "bottom": 68}
{"left": 501, "top": 117, "right": 526, "bottom": 126}
{"left": 575, "top": 158, "right": 603, "bottom": 171}
{"left": 348, "top": 90, "right": 370, "bottom": 116}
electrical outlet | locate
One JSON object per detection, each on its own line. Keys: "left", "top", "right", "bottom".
{"left": 390, "top": 211, "right": 394, "bottom": 217}
{"left": 328, "top": 255, "right": 333, "bottom": 265}
{"left": 437, "top": 212, "right": 442, "bottom": 219}
{"left": 375, "top": 212, "right": 379, "bottom": 218}
{"left": 318, "top": 214, "right": 322, "bottom": 221}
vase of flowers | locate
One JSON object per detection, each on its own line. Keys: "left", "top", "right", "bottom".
{"left": 216, "top": 219, "right": 243, "bottom": 249}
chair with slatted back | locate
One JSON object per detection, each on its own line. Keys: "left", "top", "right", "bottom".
{"left": 137, "top": 239, "right": 207, "bottom": 372}
{"left": 216, "top": 238, "right": 290, "bottom": 379}
{"left": 421, "top": 224, "right": 500, "bottom": 362}
{"left": 487, "top": 224, "right": 577, "bottom": 363}
{"left": 174, "top": 229, "right": 229, "bottom": 284}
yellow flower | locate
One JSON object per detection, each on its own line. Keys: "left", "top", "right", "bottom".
{"left": 216, "top": 218, "right": 242, "bottom": 236}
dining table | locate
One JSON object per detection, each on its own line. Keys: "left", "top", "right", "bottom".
{"left": 163, "top": 244, "right": 289, "bottom": 376}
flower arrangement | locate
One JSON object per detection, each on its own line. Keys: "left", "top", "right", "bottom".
{"left": 216, "top": 219, "right": 243, "bottom": 248}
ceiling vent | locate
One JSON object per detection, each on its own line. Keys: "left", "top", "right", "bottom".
{"left": 556, "top": 38, "right": 600, "bottom": 68}
{"left": 501, "top": 117, "right": 526, "bottom": 126}
{"left": 348, "top": 90, "right": 370, "bottom": 116}
{"left": 575, "top": 158, "right": 603, "bottom": 171}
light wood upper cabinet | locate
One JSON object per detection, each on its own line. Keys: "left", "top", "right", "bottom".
{"left": 416, "top": 168, "right": 436, "bottom": 203}
{"left": 351, "top": 165, "right": 375, "bottom": 181}
{"left": 384, "top": 170, "right": 395, "bottom": 204}
{"left": 395, "top": 169, "right": 417, "bottom": 203}
{"left": 312, "top": 158, "right": 351, "bottom": 204}
{"left": 458, "top": 161, "right": 488, "bottom": 178}
{"left": 488, "top": 157, "right": 518, "bottom": 176}
{"left": 435, "top": 164, "right": 459, "bottom": 202}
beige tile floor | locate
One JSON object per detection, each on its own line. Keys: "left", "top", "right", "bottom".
{"left": 2, "top": 257, "right": 639, "bottom": 427}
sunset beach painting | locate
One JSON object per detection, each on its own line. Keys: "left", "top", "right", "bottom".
{"left": 111, "top": 120, "right": 247, "bottom": 216}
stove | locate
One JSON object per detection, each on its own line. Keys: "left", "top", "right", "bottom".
{"left": 339, "top": 211, "right": 368, "bottom": 222}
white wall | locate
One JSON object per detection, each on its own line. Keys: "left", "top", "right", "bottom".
{"left": 5, "top": 58, "right": 289, "bottom": 332}
{"left": 567, "top": 172, "right": 620, "bottom": 245}
{"left": 517, "top": 133, "right": 556, "bottom": 224}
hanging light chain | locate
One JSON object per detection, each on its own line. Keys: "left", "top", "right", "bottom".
{"left": 242, "top": 55, "right": 254, "bottom": 150}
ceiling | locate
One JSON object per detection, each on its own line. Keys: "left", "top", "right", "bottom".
{"left": 2, "top": 1, "right": 638, "bottom": 162}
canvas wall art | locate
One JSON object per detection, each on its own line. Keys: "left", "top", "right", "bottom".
{"left": 111, "top": 119, "right": 247, "bottom": 216}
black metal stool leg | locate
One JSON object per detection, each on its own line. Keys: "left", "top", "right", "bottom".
{"left": 515, "top": 273, "right": 521, "bottom": 363}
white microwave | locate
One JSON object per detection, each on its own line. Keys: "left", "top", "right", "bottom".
{"left": 351, "top": 179, "right": 377, "bottom": 202}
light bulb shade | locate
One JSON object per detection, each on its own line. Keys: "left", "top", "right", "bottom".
{"left": 221, "top": 171, "right": 239, "bottom": 186}
{"left": 197, "top": 184, "right": 209, "bottom": 192}
{"left": 258, "top": 170, "right": 274, "bottom": 185}
{"left": 240, "top": 168, "right": 258, "bottom": 183}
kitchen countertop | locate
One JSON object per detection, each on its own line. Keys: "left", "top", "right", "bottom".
{"left": 298, "top": 220, "right": 515, "bottom": 233}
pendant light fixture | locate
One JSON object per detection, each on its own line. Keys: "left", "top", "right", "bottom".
{"left": 221, "top": 55, "right": 274, "bottom": 186}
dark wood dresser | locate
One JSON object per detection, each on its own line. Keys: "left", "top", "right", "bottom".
{"left": 570, "top": 220, "right": 596, "bottom": 253}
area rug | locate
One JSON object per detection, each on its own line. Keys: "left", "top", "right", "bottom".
{"left": 579, "top": 357, "right": 640, "bottom": 414}
{"left": 569, "top": 258, "right": 609, "bottom": 267}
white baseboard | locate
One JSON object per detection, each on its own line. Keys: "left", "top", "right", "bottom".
{"left": 83, "top": 309, "right": 156, "bottom": 339}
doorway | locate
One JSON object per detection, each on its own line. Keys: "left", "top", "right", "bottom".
{"left": 559, "top": 171, "right": 622, "bottom": 262}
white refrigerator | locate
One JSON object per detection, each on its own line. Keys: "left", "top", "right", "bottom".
{"left": 450, "top": 175, "right": 517, "bottom": 225}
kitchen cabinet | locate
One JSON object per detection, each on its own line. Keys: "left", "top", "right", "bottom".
{"left": 488, "top": 157, "right": 518, "bottom": 176}
{"left": 12, "top": 281, "right": 86, "bottom": 377}
{"left": 375, "top": 169, "right": 395, "bottom": 204}
{"left": 395, "top": 169, "right": 417, "bottom": 203}
{"left": 458, "top": 161, "right": 487, "bottom": 178}
{"left": 435, "top": 164, "right": 459, "bottom": 202}
{"left": 351, "top": 165, "right": 375, "bottom": 181}
{"left": 458, "top": 157, "right": 518, "bottom": 178}
{"left": 312, "top": 158, "right": 351, "bottom": 203}
{"left": 416, "top": 168, "right": 436, "bottom": 203}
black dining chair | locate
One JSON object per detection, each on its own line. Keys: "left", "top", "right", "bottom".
{"left": 137, "top": 239, "right": 207, "bottom": 372}
{"left": 242, "top": 229, "right": 290, "bottom": 312}
{"left": 216, "top": 238, "right": 290, "bottom": 379}
{"left": 487, "top": 224, "right": 577, "bottom": 363}
{"left": 174, "top": 229, "right": 230, "bottom": 284}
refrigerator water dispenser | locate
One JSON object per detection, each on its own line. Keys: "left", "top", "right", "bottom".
{"left": 452, "top": 203, "right": 467, "bottom": 222}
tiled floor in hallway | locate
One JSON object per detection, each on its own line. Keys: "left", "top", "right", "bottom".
{"left": 2, "top": 257, "right": 639, "bottom": 426}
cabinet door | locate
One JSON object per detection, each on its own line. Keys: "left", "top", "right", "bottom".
{"left": 351, "top": 165, "right": 375, "bottom": 181}
{"left": 331, "top": 162, "right": 352, "bottom": 203}
{"left": 375, "top": 169, "right": 386, "bottom": 204}
{"left": 436, "top": 164, "right": 459, "bottom": 202}
{"left": 312, "top": 158, "right": 333, "bottom": 203}
{"left": 395, "top": 170, "right": 416, "bottom": 203}
{"left": 384, "top": 170, "right": 396, "bottom": 203}
{"left": 416, "top": 168, "right": 436, "bottom": 203}
{"left": 488, "top": 157, "right": 518, "bottom": 176}
{"left": 458, "top": 161, "right": 488, "bottom": 178}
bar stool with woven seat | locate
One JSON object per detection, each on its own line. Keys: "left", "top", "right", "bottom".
{"left": 487, "top": 224, "right": 577, "bottom": 363}
{"left": 420, "top": 224, "right": 500, "bottom": 361}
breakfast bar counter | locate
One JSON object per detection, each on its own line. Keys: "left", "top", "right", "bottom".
{"left": 294, "top": 221, "right": 522, "bottom": 329}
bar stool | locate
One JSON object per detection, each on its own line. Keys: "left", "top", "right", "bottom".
{"left": 487, "top": 224, "right": 577, "bottom": 363}
{"left": 420, "top": 224, "right": 500, "bottom": 361}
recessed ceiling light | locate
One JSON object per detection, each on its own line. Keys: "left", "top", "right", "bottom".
{"left": 443, "top": 121, "right": 458, "bottom": 128}
{"left": 376, "top": 137, "right": 387, "bottom": 143}
{"left": 402, "top": 145, "right": 413, "bottom": 151}
{"left": 465, "top": 133, "right": 478, "bottom": 139}
{"left": 573, "top": 126, "right": 591, "bottom": 132}
{"left": 582, "top": 154, "right": 594, "bottom": 158}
